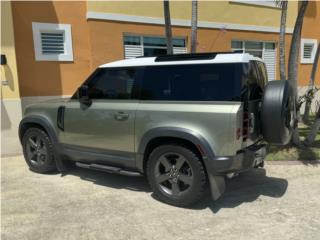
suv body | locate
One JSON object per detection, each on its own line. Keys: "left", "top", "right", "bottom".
{"left": 20, "top": 52, "right": 276, "bottom": 206}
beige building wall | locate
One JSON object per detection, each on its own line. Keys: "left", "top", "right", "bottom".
{"left": 87, "top": 1, "right": 298, "bottom": 29}
{"left": 1, "top": 1, "right": 23, "bottom": 156}
{"left": 11, "top": 1, "right": 92, "bottom": 98}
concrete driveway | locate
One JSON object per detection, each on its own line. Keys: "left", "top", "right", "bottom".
{"left": 1, "top": 156, "right": 320, "bottom": 240}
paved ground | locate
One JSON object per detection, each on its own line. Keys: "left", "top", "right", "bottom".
{"left": 1, "top": 156, "right": 320, "bottom": 240}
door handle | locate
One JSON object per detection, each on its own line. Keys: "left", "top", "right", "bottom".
{"left": 114, "top": 112, "right": 129, "bottom": 121}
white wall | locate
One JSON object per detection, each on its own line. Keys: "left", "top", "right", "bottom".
{"left": 1, "top": 98, "right": 23, "bottom": 156}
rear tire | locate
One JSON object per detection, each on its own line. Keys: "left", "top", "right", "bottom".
{"left": 147, "top": 144, "right": 207, "bottom": 207}
{"left": 22, "top": 128, "right": 57, "bottom": 173}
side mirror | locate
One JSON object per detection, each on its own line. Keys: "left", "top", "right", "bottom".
{"left": 78, "top": 85, "right": 91, "bottom": 105}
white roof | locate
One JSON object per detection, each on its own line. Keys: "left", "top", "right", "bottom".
{"left": 99, "top": 53, "right": 263, "bottom": 68}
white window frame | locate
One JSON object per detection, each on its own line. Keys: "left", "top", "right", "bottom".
{"left": 231, "top": 40, "right": 277, "bottom": 81}
{"left": 123, "top": 34, "right": 187, "bottom": 58}
{"left": 32, "top": 22, "right": 73, "bottom": 61}
{"left": 300, "top": 38, "right": 318, "bottom": 64}
{"left": 231, "top": 40, "right": 276, "bottom": 57}
{"left": 230, "top": 1, "right": 280, "bottom": 8}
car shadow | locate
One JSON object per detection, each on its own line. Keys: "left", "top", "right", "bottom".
{"left": 65, "top": 167, "right": 288, "bottom": 213}
{"left": 193, "top": 168, "right": 288, "bottom": 213}
{"left": 67, "top": 167, "right": 151, "bottom": 192}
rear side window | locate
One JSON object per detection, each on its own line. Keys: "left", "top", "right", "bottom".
{"left": 241, "top": 61, "right": 265, "bottom": 101}
{"left": 256, "top": 62, "right": 268, "bottom": 84}
{"left": 141, "top": 64, "right": 244, "bottom": 101}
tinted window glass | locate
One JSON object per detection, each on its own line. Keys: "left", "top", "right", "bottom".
{"left": 231, "top": 40, "right": 243, "bottom": 49}
{"left": 124, "top": 36, "right": 140, "bottom": 45}
{"left": 172, "top": 39, "right": 186, "bottom": 47}
{"left": 144, "top": 48, "right": 167, "bottom": 57}
{"left": 143, "top": 36, "right": 167, "bottom": 47}
{"left": 265, "top": 42, "right": 275, "bottom": 49}
{"left": 243, "top": 62, "right": 263, "bottom": 100}
{"left": 85, "top": 68, "right": 138, "bottom": 100}
{"left": 141, "top": 64, "right": 243, "bottom": 101}
{"left": 257, "top": 62, "right": 268, "bottom": 84}
{"left": 245, "top": 41, "right": 263, "bottom": 50}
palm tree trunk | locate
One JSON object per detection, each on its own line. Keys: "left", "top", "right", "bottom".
{"left": 288, "top": 0, "right": 308, "bottom": 95}
{"left": 304, "top": 106, "right": 320, "bottom": 146}
{"left": 163, "top": 0, "right": 173, "bottom": 55}
{"left": 279, "top": 0, "right": 287, "bottom": 80}
{"left": 287, "top": 0, "right": 308, "bottom": 145}
{"left": 191, "top": 0, "right": 198, "bottom": 53}
{"left": 303, "top": 42, "right": 320, "bottom": 123}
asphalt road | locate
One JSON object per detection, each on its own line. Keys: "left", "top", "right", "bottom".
{"left": 1, "top": 156, "right": 320, "bottom": 240}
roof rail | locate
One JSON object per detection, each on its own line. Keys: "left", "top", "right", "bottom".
{"left": 154, "top": 51, "right": 243, "bottom": 62}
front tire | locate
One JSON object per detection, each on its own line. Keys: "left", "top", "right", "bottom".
{"left": 147, "top": 144, "right": 207, "bottom": 207}
{"left": 22, "top": 128, "right": 57, "bottom": 173}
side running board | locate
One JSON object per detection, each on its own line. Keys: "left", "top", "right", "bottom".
{"left": 75, "top": 162, "right": 142, "bottom": 177}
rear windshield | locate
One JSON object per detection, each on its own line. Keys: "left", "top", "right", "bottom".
{"left": 140, "top": 63, "right": 245, "bottom": 101}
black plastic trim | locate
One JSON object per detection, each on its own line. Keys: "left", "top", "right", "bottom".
{"left": 136, "top": 127, "right": 214, "bottom": 172}
{"left": 209, "top": 144, "right": 267, "bottom": 174}
{"left": 19, "top": 116, "right": 58, "bottom": 144}
{"left": 57, "top": 106, "right": 65, "bottom": 131}
{"left": 154, "top": 51, "right": 243, "bottom": 62}
{"left": 60, "top": 143, "right": 136, "bottom": 170}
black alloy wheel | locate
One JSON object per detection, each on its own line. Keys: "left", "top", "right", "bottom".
{"left": 22, "top": 128, "right": 57, "bottom": 173}
{"left": 26, "top": 134, "right": 48, "bottom": 166}
{"left": 155, "top": 152, "right": 193, "bottom": 197}
{"left": 147, "top": 144, "right": 207, "bottom": 207}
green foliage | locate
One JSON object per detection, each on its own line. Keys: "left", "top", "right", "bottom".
{"left": 266, "top": 115, "right": 320, "bottom": 160}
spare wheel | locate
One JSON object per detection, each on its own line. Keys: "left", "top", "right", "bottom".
{"left": 261, "top": 80, "right": 295, "bottom": 145}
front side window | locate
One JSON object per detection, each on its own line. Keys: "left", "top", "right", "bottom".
{"left": 84, "top": 68, "right": 138, "bottom": 100}
{"left": 141, "top": 64, "right": 244, "bottom": 101}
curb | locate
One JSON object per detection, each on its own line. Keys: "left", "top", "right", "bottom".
{"left": 265, "top": 160, "right": 320, "bottom": 165}
{"left": 1, "top": 154, "right": 23, "bottom": 158}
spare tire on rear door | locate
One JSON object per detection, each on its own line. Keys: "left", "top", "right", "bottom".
{"left": 261, "top": 80, "right": 295, "bottom": 145}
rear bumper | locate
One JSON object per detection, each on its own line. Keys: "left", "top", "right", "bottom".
{"left": 207, "top": 144, "right": 267, "bottom": 175}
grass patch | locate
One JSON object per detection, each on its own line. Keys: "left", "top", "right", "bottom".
{"left": 265, "top": 115, "right": 320, "bottom": 161}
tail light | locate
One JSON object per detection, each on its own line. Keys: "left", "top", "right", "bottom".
{"left": 236, "top": 127, "right": 241, "bottom": 140}
{"left": 242, "top": 111, "right": 249, "bottom": 141}
{"left": 235, "top": 106, "right": 243, "bottom": 141}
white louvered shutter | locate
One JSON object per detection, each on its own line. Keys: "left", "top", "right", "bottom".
{"left": 41, "top": 32, "right": 65, "bottom": 54}
{"left": 303, "top": 43, "right": 314, "bottom": 60}
{"left": 173, "top": 47, "right": 187, "bottom": 54}
{"left": 263, "top": 49, "right": 276, "bottom": 81}
{"left": 124, "top": 45, "right": 143, "bottom": 59}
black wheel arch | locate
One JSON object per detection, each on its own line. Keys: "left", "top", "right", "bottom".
{"left": 19, "top": 116, "right": 58, "bottom": 144}
{"left": 136, "top": 127, "right": 215, "bottom": 173}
